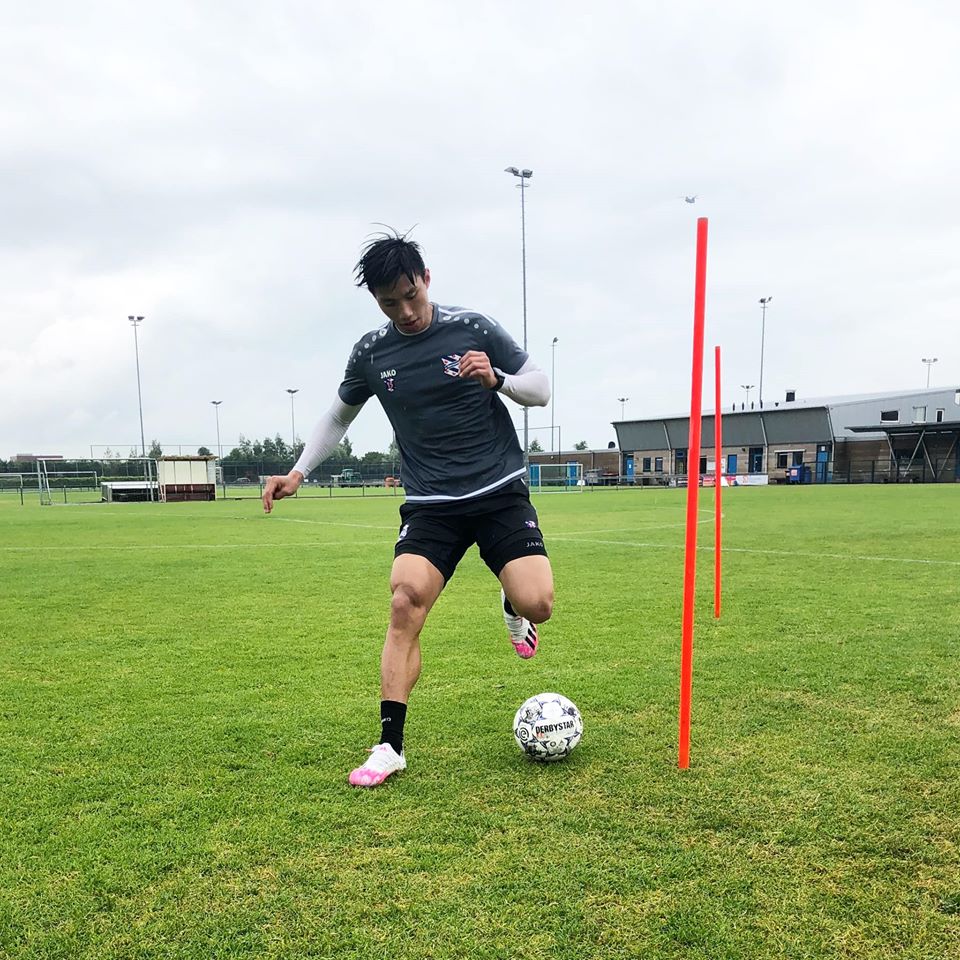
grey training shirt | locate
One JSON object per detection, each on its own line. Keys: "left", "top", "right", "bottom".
{"left": 338, "top": 304, "right": 528, "bottom": 502}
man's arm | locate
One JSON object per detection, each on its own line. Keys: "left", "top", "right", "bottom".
{"left": 497, "top": 357, "right": 550, "bottom": 407}
{"left": 262, "top": 396, "right": 364, "bottom": 512}
{"left": 458, "top": 352, "right": 550, "bottom": 407}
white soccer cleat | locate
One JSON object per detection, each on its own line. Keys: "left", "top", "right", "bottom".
{"left": 348, "top": 742, "right": 406, "bottom": 787}
{"left": 501, "top": 588, "right": 539, "bottom": 659}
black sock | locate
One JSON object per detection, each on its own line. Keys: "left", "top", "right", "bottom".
{"left": 380, "top": 700, "right": 407, "bottom": 755}
{"left": 503, "top": 593, "right": 517, "bottom": 617}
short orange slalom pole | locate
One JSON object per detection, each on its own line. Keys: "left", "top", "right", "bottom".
{"left": 714, "top": 345, "right": 723, "bottom": 620}
{"left": 679, "top": 217, "right": 708, "bottom": 770}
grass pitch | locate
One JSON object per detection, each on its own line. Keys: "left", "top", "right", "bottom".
{"left": 1, "top": 485, "right": 958, "bottom": 959}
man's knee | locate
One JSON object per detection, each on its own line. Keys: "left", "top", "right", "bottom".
{"left": 390, "top": 580, "right": 432, "bottom": 628}
{"left": 515, "top": 589, "right": 553, "bottom": 625}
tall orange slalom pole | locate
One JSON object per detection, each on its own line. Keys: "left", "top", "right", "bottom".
{"left": 679, "top": 217, "right": 708, "bottom": 770}
{"left": 714, "top": 345, "right": 723, "bottom": 620}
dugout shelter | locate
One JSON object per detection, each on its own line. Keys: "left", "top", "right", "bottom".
{"left": 157, "top": 455, "right": 217, "bottom": 502}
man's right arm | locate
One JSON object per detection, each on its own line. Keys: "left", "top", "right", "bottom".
{"left": 262, "top": 396, "right": 364, "bottom": 512}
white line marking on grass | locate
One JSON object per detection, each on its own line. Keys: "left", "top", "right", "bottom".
{"left": 0, "top": 541, "right": 391, "bottom": 553}
{"left": 265, "top": 516, "right": 397, "bottom": 531}
{"left": 98, "top": 511, "right": 399, "bottom": 532}
{"left": 553, "top": 513, "right": 716, "bottom": 535}
{"left": 551, "top": 536, "right": 960, "bottom": 567}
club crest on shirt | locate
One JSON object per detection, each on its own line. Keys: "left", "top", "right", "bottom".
{"left": 441, "top": 354, "right": 462, "bottom": 377}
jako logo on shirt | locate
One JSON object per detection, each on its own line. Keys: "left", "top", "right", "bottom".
{"left": 380, "top": 368, "right": 397, "bottom": 392}
{"left": 441, "top": 354, "right": 462, "bottom": 377}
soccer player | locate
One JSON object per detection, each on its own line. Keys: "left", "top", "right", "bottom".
{"left": 262, "top": 232, "right": 554, "bottom": 787}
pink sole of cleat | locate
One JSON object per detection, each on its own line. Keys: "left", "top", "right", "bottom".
{"left": 349, "top": 768, "right": 392, "bottom": 787}
{"left": 511, "top": 624, "right": 539, "bottom": 659}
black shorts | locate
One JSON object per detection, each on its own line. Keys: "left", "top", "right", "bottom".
{"left": 394, "top": 479, "right": 548, "bottom": 583}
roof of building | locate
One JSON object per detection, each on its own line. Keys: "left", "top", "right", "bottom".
{"left": 847, "top": 420, "right": 960, "bottom": 435}
{"left": 613, "top": 385, "right": 960, "bottom": 425}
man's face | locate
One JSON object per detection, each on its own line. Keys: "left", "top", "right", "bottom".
{"left": 373, "top": 269, "right": 432, "bottom": 334}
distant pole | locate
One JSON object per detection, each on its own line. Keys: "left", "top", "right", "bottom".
{"left": 286, "top": 388, "right": 299, "bottom": 465}
{"left": 128, "top": 315, "right": 146, "bottom": 456}
{"left": 714, "top": 346, "right": 723, "bottom": 620}
{"left": 758, "top": 297, "right": 772, "bottom": 407}
{"left": 618, "top": 396, "right": 629, "bottom": 420}
{"left": 740, "top": 384, "right": 754, "bottom": 408}
{"left": 679, "top": 217, "right": 708, "bottom": 770}
{"left": 551, "top": 337, "right": 558, "bottom": 452}
{"left": 211, "top": 401, "right": 223, "bottom": 498}
{"left": 922, "top": 357, "right": 938, "bottom": 388}
{"left": 505, "top": 165, "right": 533, "bottom": 469}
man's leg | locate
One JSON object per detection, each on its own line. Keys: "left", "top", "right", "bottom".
{"left": 349, "top": 553, "right": 445, "bottom": 787}
{"left": 382, "top": 553, "right": 445, "bottom": 703}
{"left": 499, "top": 555, "right": 554, "bottom": 659}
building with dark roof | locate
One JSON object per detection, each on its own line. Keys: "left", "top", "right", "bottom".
{"left": 612, "top": 386, "right": 960, "bottom": 484}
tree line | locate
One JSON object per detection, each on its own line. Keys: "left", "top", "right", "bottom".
{"left": 2, "top": 432, "right": 591, "bottom": 479}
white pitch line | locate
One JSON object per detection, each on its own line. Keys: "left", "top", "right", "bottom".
{"left": 0, "top": 541, "right": 392, "bottom": 553}
{"left": 264, "top": 515, "right": 397, "bottom": 531}
{"left": 552, "top": 514, "right": 716, "bottom": 536}
{"left": 549, "top": 535, "right": 960, "bottom": 567}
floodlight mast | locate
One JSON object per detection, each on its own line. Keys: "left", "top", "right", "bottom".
{"left": 921, "top": 357, "right": 938, "bottom": 388}
{"left": 211, "top": 400, "right": 223, "bottom": 496}
{"left": 551, "top": 337, "right": 558, "bottom": 452}
{"left": 758, "top": 297, "right": 772, "bottom": 407}
{"left": 128, "top": 315, "right": 146, "bottom": 456}
{"left": 286, "top": 388, "right": 299, "bottom": 465}
{"left": 504, "top": 165, "right": 533, "bottom": 468}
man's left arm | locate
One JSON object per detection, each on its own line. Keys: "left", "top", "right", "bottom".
{"left": 458, "top": 352, "right": 550, "bottom": 407}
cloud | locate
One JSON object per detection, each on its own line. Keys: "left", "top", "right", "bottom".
{"left": 1, "top": 1, "right": 958, "bottom": 458}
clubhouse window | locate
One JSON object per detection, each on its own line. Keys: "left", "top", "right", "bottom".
{"left": 642, "top": 457, "right": 651, "bottom": 472}
{"left": 776, "top": 450, "right": 804, "bottom": 469}
{"left": 880, "top": 409, "right": 899, "bottom": 422}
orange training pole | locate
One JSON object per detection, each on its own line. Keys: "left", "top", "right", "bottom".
{"left": 714, "top": 345, "right": 723, "bottom": 620}
{"left": 679, "top": 217, "right": 708, "bottom": 770}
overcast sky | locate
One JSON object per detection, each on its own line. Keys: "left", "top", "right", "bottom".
{"left": 2, "top": 1, "right": 958, "bottom": 461}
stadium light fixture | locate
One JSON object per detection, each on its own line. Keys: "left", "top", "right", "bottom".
{"left": 618, "top": 396, "right": 629, "bottom": 420}
{"left": 505, "top": 164, "right": 533, "bottom": 465}
{"left": 922, "top": 357, "right": 938, "bottom": 388}
{"left": 740, "top": 383, "right": 755, "bottom": 407}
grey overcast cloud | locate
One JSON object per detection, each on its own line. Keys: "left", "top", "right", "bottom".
{"left": 2, "top": 1, "right": 957, "bottom": 461}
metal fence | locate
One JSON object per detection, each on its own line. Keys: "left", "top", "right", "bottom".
{"left": 4, "top": 455, "right": 957, "bottom": 505}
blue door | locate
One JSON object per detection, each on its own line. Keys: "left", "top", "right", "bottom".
{"left": 625, "top": 455, "right": 635, "bottom": 481}
{"left": 566, "top": 462, "right": 579, "bottom": 485}
{"left": 816, "top": 446, "right": 829, "bottom": 483}
{"left": 529, "top": 463, "right": 540, "bottom": 486}
{"left": 726, "top": 454, "right": 737, "bottom": 475}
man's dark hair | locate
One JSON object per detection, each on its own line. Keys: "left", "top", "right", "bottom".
{"left": 354, "top": 228, "right": 426, "bottom": 295}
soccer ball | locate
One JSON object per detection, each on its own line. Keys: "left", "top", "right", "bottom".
{"left": 513, "top": 692, "right": 583, "bottom": 762}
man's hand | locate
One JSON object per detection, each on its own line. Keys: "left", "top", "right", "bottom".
{"left": 262, "top": 471, "right": 304, "bottom": 513}
{"left": 458, "top": 350, "right": 498, "bottom": 389}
